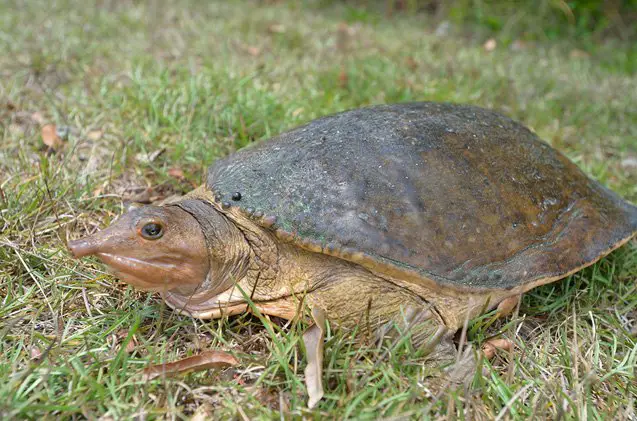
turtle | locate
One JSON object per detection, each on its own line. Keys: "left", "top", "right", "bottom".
{"left": 68, "top": 102, "right": 637, "bottom": 407}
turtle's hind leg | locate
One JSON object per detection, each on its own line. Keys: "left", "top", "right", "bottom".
{"left": 305, "top": 274, "right": 461, "bottom": 370}
{"left": 295, "top": 265, "right": 470, "bottom": 407}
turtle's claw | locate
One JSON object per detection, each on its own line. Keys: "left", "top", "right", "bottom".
{"left": 482, "top": 338, "right": 514, "bottom": 359}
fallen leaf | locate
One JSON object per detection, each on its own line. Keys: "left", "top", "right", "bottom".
{"left": 125, "top": 336, "right": 138, "bottom": 354}
{"left": 31, "top": 111, "right": 45, "bottom": 125}
{"left": 247, "top": 46, "right": 261, "bottom": 57}
{"left": 292, "top": 108, "right": 304, "bottom": 118}
{"left": 268, "top": 23, "right": 285, "bottom": 33}
{"left": 42, "top": 124, "right": 63, "bottom": 150}
{"left": 112, "top": 329, "right": 139, "bottom": 354}
{"left": 338, "top": 68, "right": 348, "bottom": 89}
{"left": 434, "top": 21, "right": 451, "bottom": 37}
{"left": 570, "top": 49, "right": 590, "bottom": 59}
{"left": 167, "top": 167, "right": 185, "bottom": 179}
{"left": 91, "top": 179, "right": 111, "bottom": 197}
{"left": 482, "top": 338, "right": 514, "bottom": 359}
{"left": 405, "top": 56, "right": 418, "bottom": 71}
{"left": 142, "top": 350, "right": 238, "bottom": 381}
{"left": 336, "top": 22, "right": 350, "bottom": 51}
{"left": 510, "top": 40, "right": 529, "bottom": 51}
{"left": 135, "top": 148, "right": 165, "bottom": 164}
{"left": 190, "top": 404, "right": 214, "bottom": 421}
{"left": 303, "top": 308, "right": 326, "bottom": 409}
{"left": 620, "top": 157, "right": 637, "bottom": 170}
{"left": 483, "top": 38, "right": 497, "bottom": 52}
{"left": 30, "top": 345, "right": 43, "bottom": 361}
{"left": 87, "top": 130, "right": 103, "bottom": 141}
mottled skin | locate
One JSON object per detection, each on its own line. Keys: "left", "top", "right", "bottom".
{"left": 69, "top": 102, "right": 637, "bottom": 399}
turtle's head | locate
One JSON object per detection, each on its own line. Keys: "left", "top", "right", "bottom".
{"left": 68, "top": 205, "right": 209, "bottom": 293}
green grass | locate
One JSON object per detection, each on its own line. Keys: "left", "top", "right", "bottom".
{"left": 322, "top": 0, "right": 637, "bottom": 43}
{"left": 1, "top": 0, "right": 636, "bottom": 419}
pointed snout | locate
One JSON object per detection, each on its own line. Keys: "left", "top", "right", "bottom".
{"left": 68, "top": 236, "right": 101, "bottom": 258}
{"left": 68, "top": 213, "right": 132, "bottom": 259}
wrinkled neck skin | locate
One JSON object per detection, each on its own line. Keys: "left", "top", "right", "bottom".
{"left": 162, "top": 192, "right": 291, "bottom": 318}
{"left": 162, "top": 198, "right": 251, "bottom": 311}
{"left": 163, "top": 189, "right": 389, "bottom": 321}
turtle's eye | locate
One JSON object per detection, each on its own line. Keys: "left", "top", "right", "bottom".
{"left": 140, "top": 222, "right": 164, "bottom": 240}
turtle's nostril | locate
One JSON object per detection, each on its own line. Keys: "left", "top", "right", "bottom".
{"left": 68, "top": 238, "right": 99, "bottom": 258}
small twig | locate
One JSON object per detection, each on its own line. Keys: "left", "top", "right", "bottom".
{"left": 507, "top": 298, "right": 523, "bottom": 384}
{"left": 107, "top": 150, "right": 116, "bottom": 196}
{"left": 456, "top": 310, "right": 471, "bottom": 364}
{"left": 572, "top": 305, "right": 581, "bottom": 416}
{"left": 81, "top": 287, "right": 93, "bottom": 317}
{"left": 236, "top": 405, "right": 250, "bottom": 421}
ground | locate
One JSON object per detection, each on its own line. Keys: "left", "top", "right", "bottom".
{"left": 1, "top": 0, "right": 636, "bottom": 419}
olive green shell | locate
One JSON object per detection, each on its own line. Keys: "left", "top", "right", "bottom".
{"left": 207, "top": 102, "right": 637, "bottom": 291}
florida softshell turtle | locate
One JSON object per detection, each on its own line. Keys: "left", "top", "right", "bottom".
{"left": 69, "top": 102, "right": 637, "bottom": 407}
